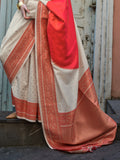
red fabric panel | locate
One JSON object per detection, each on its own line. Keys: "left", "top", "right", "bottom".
{"left": 47, "top": 0, "right": 79, "bottom": 69}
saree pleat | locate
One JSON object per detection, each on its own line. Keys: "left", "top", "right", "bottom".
{"left": 0, "top": 0, "right": 117, "bottom": 153}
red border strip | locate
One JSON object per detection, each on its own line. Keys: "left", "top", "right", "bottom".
{"left": 37, "top": 2, "right": 60, "bottom": 147}
{"left": 12, "top": 93, "right": 41, "bottom": 122}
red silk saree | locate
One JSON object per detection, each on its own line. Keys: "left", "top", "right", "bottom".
{"left": 0, "top": 0, "right": 117, "bottom": 153}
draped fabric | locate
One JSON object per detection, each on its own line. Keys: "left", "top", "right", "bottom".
{"left": 0, "top": 0, "right": 117, "bottom": 153}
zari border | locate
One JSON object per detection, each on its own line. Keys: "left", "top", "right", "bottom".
{"left": 35, "top": 2, "right": 53, "bottom": 149}
{"left": 4, "top": 21, "right": 35, "bottom": 83}
{"left": 11, "top": 92, "right": 41, "bottom": 122}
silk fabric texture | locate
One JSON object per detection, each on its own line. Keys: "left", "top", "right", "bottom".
{"left": 0, "top": 0, "right": 117, "bottom": 153}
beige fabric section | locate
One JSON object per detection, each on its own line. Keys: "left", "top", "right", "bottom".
{"left": 40, "top": 0, "right": 50, "bottom": 5}
{"left": 11, "top": 45, "right": 38, "bottom": 103}
{"left": 26, "top": 0, "right": 49, "bottom": 18}
{"left": 75, "top": 21, "right": 89, "bottom": 80}
{"left": 52, "top": 61, "right": 79, "bottom": 113}
{"left": 0, "top": 0, "right": 47, "bottom": 65}
{"left": 26, "top": 0, "right": 39, "bottom": 18}
{"left": 0, "top": 0, "right": 39, "bottom": 65}
{"left": 0, "top": 11, "right": 30, "bottom": 65}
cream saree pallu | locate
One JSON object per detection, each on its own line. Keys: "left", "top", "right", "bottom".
{"left": 0, "top": 0, "right": 117, "bottom": 153}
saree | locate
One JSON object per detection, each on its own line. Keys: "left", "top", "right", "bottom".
{"left": 0, "top": 0, "right": 117, "bottom": 153}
